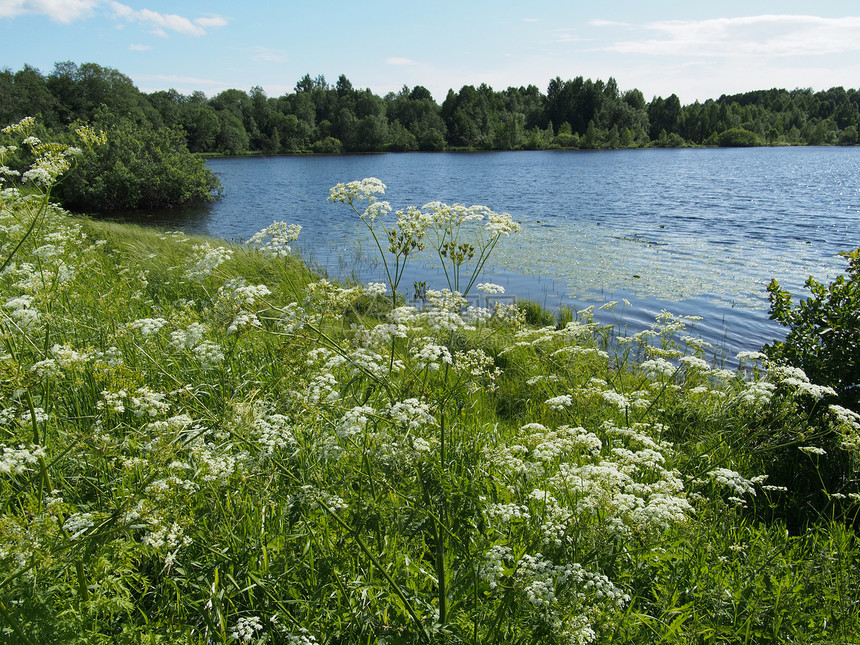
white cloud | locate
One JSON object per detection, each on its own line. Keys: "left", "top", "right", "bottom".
{"left": 109, "top": 2, "right": 227, "bottom": 37}
{"left": 545, "top": 28, "right": 584, "bottom": 44}
{"left": 128, "top": 42, "right": 150, "bottom": 50}
{"left": 595, "top": 14, "right": 860, "bottom": 57}
{"left": 387, "top": 57, "right": 416, "bottom": 66}
{"left": 195, "top": 15, "right": 227, "bottom": 28}
{"left": 0, "top": 0, "right": 100, "bottom": 23}
{"left": 247, "top": 46, "right": 287, "bottom": 63}
{"left": 588, "top": 19, "right": 627, "bottom": 28}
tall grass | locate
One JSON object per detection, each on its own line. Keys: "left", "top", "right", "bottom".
{"left": 2, "top": 122, "right": 859, "bottom": 644}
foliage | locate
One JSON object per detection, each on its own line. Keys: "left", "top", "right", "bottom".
{"left": 745, "top": 251, "right": 860, "bottom": 525}
{"left": 718, "top": 128, "right": 760, "bottom": 147}
{"left": 765, "top": 248, "right": 860, "bottom": 412}
{"left": 4, "top": 63, "right": 860, "bottom": 156}
{"left": 2, "top": 132, "right": 860, "bottom": 643}
{"left": 53, "top": 117, "right": 221, "bottom": 211}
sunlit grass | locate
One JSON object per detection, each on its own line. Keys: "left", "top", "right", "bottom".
{"left": 2, "top": 123, "right": 860, "bottom": 643}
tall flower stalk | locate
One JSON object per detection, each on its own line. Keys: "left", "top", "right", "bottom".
{"left": 422, "top": 201, "right": 520, "bottom": 295}
{"left": 329, "top": 178, "right": 521, "bottom": 302}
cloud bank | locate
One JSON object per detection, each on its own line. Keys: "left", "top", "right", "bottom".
{"left": 0, "top": 0, "right": 228, "bottom": 36}
{"left": 593, "top": 15, "right": 860, "bottom": 57}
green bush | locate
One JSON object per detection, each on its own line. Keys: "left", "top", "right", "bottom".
{"left": 718, "top": 128, "right": 760, "bottom": 147}
{"left": 764, "top": 248, "right": 860, "bottom": 413}
{"left": 758, "top": 249, "right": 860, "bottom": 525}
{"left": 54, "top": 117, "right": 221, "bottom": 212}
{"left": 311, "top": 136, "right": 343, "bottom": 153}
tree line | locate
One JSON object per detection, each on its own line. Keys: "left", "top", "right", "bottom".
{"left": 2, "top": 61, "right": 859, "bottom": 157}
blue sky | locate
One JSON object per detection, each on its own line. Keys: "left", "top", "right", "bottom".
{"left": 2, "top": 0, "right": 859, "bottom": 103}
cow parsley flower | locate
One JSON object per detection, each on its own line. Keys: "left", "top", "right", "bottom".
{"left": 3, "top": 294, "right": 41, "bottom": 331}
{"left": 411, "top": 343, "right": 453, "bottom": 371}
{"left": 545, "top": 394, "right": 572, "bottom": 411}
{"left": 738, "top": 381, "right": 776, "bottom": 407}
{"left": 708, "top": 468, "right": 756, "bottom": 497}
{"left": 679, "top": 356, "right": 710, "bottom": 371}
{"left": 127, "top": 317, "right": 168, "bottom": 337}
{"left": 477, "top": 282, "right": 505, "bottom": 294}
{"left": 364, "top": 281, "right": 387, "bottom": 297}
{"left": 328, "top": 177, "right": 386, "bottom": 204}
{"left": 247, "top": 221, "right": 302, "bottom": 257}
{"left": 799, "top": 445, "right": 826, "bottom": 456}
{"left": 186, "top": 244, "right": 233, "bottom": 280}
{"left": 388, "top": 398, "right": 435, "bottom": 430}
{"left": 1, "top": 444, "right": 46, "bottom": 475}
{"left": 229, "top": 616, "right": 263, "bottom": 643}
{"left": 63, "top": 512, "right": 94, "bottom": 540}
{"left": 478, "top": 545, "right": 513, "bottom": 590}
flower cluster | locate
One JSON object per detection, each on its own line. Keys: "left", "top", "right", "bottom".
{"left": 247, "top": 221, "right": 302, "bottom": 257}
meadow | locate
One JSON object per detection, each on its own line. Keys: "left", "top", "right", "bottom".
{"left": 2, "top": 118, "right": 860, "bottom": 644}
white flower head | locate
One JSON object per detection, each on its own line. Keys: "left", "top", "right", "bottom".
{"left": 477, "top": 282, "right": 505, "bottom": 295}
{"left": 247, "top": 221, "right": 302, "bottom": 257}
{"left": 328, "top": 177, "right": 386, "bottom": 204}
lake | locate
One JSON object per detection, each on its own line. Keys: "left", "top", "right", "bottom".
{"left": 136, "top": 147, "right": 860, "bottom": 358}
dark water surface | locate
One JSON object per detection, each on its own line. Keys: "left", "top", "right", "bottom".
{"left": 133, "top": 148, "right": 860, "bottom": 357}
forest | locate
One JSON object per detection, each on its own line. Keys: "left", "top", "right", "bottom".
{"left": 2, "top": 61, "right": 860, "bottom": 156}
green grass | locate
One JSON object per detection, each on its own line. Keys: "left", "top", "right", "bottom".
{"left": 1, "top": 178, "right": 860, "bottom": 644}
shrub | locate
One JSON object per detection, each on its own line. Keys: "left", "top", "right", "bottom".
{"left": 758, "top": 249, "right": 860, "bottom": 525}
{"left": 764, "top": 248, "right": 860, "bottom": 413}
{"left": 718, "top": 128, "right": 760, "bottom": 147}
{"left": 311, "top": 136, "right": 343, "bottom": 153}
{"left": 54, "top": 117, "right": 221, "bottom": 212}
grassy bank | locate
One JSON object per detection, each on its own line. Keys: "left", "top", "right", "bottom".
{"left": 2, "top": 137, "right": 860, "bottom": 644}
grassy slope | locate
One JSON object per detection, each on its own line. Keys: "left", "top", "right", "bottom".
{"left": 0, "top": 197, "right": 858, "bottom": 644}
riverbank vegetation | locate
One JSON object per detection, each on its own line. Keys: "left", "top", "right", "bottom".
{"left": 2, "top": 123, "right": 860, "bottom": 643}
{"left": 0, "top": 65, "right": 221, "bottom": 213}
{"left": 2, "top": 62, "right": 859, "bottom": 161}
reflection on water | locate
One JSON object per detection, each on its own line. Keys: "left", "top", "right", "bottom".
{"left": 117, "top": 148, "right": 860, "bottom": 357}
{"left": 108, "top": 202, "right": 216, "bottom": 236}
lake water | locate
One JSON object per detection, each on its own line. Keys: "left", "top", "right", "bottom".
{"left": 137, "top": 148, "right": 860, "bottom": 358}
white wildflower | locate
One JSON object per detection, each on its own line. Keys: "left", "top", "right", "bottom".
{"left": 0, "top": 443, "right": 46, "bottom": 475}
{"left": 478, "top": 545, "right": 512, "bottom": 590}
{"left": 364, "top": 281, "right": 388, "bottom": 297}
{"left": 3, "top": 294, "right": 40, "bottom": 331}
{"left": 186, "top": 244, "right": 233, "bottom": 280}
{"left": 127, "top": 317, "right": 168, "bottom": 337}
{"left": 545, "top": 394, "right": 572, "bottom": 411}
{"left": 477, "top": 282, "right": 505, "bottom": 294}
{"left": 799, "top": 445, "right": 827, "bottom": 456}
{"left": 388, "top": 398, "right": 435, "bottom": 430}
{"left": 708, "top": 468, "right": 756, "bottom": 497}
{"left": 247, "top": 221, "right": 302, "bottom": 257}
{"left": 328, "top": 177, "right": 386, "bottom": 205}
{"left": 63, "top": 512, "right": 94, "bottom": 540}
{"left": 679, "top": 356, "right": 710, "bottom": 371}
{"left": 230, "top": 616, "right": 263, "bottom": 643}
{"left": 411, "top": 343, "right": 453, "bottom": 371}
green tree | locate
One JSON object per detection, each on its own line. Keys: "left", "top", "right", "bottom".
{"left": 387, "top": 120, "right": 418, "bottom": 151}
{"left": 181, "top": 103, "right": 220, "bottom": 152}
{"left": 839, "top": 125, "right": 859, "bottom": 145}
{"left": 647, "top": 94, "right": 681, "bottom": 140}
{"left": 215, "top": 111, "right": 249, "bottom": 154}
{"left": 47, "top": 61, "right": 151, "bottom": 125}
{"left": 2, "top": 65, "right": 58, "bottom": 128}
